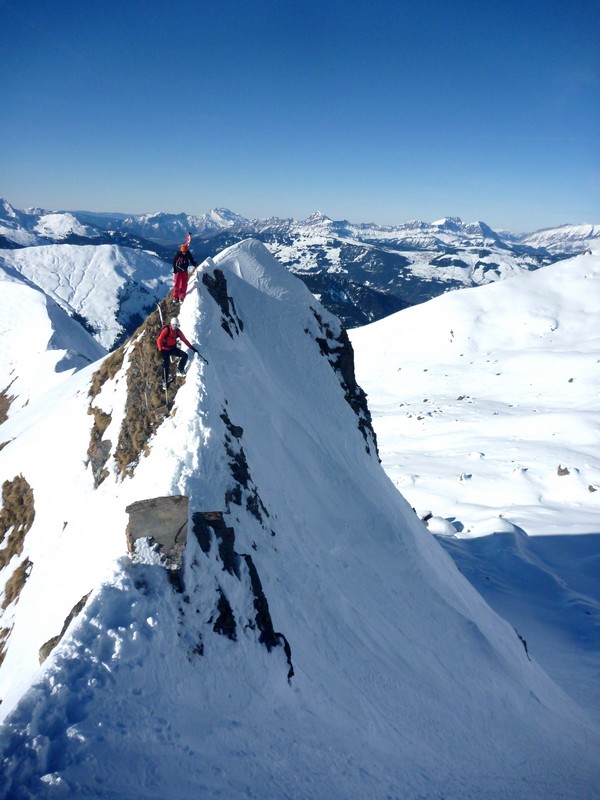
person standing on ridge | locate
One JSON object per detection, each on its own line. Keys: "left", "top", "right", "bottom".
{"left": 157, "top": 317, "right": 198, "bottom": 389}
{"left": 172, "top": 235, "right": 197, "bottom": 301}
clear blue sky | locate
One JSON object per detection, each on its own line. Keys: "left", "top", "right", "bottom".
{"left": 2, "top": 0, "right": 598, "bottom": 231}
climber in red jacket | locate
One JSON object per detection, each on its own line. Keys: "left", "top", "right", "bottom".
{"left": 156, "top": 317, "right": 198, "bottom": 389}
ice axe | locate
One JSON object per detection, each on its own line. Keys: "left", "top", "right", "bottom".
{"left": 192, "top": 348, "right": 208, "bottom": 365}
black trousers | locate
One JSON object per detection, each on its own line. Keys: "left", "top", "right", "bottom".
{"left": 161, "top": 347, "right": 188, "bottom": 382}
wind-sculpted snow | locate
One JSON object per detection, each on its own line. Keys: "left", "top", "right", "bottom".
{"left": 0, "top": 239, "right": 599, "bottom": 799}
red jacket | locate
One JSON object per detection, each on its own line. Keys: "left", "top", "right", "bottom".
{"left": 157, "top": 325, "right": 193, "bottom": 352}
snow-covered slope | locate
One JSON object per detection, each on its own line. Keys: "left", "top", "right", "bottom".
{"left": 0, "top": 200, "right": 45, "bottom": 247}
{"left": 0, "top": 240, "right": 598, "bottom": 799}
{"left": 0, "top": 244, "right": 170, "bottom": 349}
{"left": 520, "top": 223, "right": 600, "bottom": 254}
{"left": 350, "top": 249, "right": 600, "bottom": 721}
{"left": 350, "top": 249, "right": 600, "bottom": 537}
{"left": 0, "top": 264, "right": 106, "bottom": 418}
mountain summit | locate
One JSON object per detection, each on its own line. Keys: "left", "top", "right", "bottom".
{"left": 0, "top": 240, "right": 598, "bottom": 798}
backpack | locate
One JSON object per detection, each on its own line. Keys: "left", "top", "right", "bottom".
{"left": 157, "top": 324, "right": 178, "bottom": 351}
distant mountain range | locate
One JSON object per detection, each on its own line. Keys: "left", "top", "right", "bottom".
{"left": 2, "top": 198, "right": 598, "bottom": 328}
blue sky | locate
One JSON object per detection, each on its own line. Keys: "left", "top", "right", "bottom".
{"left": 2, "top": 0, "right": 598, "bottom": 231}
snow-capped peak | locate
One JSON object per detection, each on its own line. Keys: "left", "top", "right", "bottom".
{"left": 304, "top": 210, "right": 333, "bottom": 225}
{"left": 431, "top": 215, "right": 463, "bottom": 228}
{"left": 205, "top": 207, "right": 247, "bottom": 227}
{"left": 33, "top": 212, "right": 99, "bottom": 241}
{"left": 0, "top": 199, "right": 18, "bottom": 220}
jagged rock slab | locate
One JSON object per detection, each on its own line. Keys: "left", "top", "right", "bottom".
{"left": 125, "top": 496, "right": 188, "bottom": 570}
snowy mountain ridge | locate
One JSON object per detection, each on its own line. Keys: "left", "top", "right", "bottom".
{"left": 3, "top": 197, "right": 597, "bottom": 256}
{"left": 1, "top": 239, "right": 598, "bottom": 798}
{"left": 32, "top": 212, "right": 100, "bottom": 242}
{"left": 519, "top": 222, "right": 600, "bottom": 253}
{"left": 106, "top": 207, "right": 248, "bottom": 244}
{"left": 3, "top": 197, "right": 598, "bottom": 329}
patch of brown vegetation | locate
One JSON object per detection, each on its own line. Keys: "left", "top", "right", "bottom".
{"left": 0, "top": 476, "right": 36, "bottom": 670}
{"left": 0, "top": 475, "right": 35, "bottom": 570}
{"left": 0, "top": 627, "right": 9, "bottom": 668}
{"left": 88, "top": 348, "right": 125, "bottom": 400}
{"left": 114, "top": 298, "right": 184, "bottom": 477}
{"left": 87, "top": 407, "right": 113, "bottom": 487}
{"left": 2, "top": 557, "right": 32, "bottom": 609}
{"left": 0, "top": 381, "right": 16, "bottom": 425}
{"left": 39, "top": 591, "right": 91, "bottom": 664}
{"left": 86, "top": 296, "right": 186, "bottom": 481}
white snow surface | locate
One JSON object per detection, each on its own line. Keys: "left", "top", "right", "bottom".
{"left": 0, "top": 240, "right": 598, "bottom": 799}
{"left": 350, "top": 249, "right": 600, "bottom": 538}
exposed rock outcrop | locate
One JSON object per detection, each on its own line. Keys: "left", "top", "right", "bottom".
{"left": 310, "top": 308, "right": 379, "bottom": 456}
{"left": 221, "top": 409, "right": 269, "bottom": 523}
{"left": 202, "top": 269, "right": 244, "bottom": 338}
{"left": 0, "top": 382, "right": 16, "bottom": 426}
{"left": 0, "top": 475, "right": 35, "bottom": 667}
{"left": 125, "top": 495, "right": 189, "bottom": 572}
{"left": 191, "top": 512, "right": 293, "bottom": 681}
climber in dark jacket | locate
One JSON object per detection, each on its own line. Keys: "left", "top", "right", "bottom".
{"left": 157, "top": 317, "right": 198, "bottom": 388}
{"left": 172, "top": 242, "right": 198, "bottom": 301}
